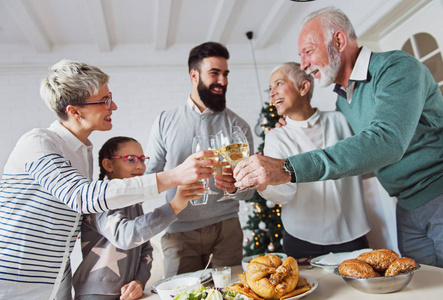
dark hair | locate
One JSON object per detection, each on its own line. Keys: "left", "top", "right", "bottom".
{"left": 98, "top": 136, "right": 138, "bottom": 180}
{"left": 188, "top": 42, "right": 230, "bottom": 73}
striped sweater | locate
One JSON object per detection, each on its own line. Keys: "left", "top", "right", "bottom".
{"left": 0, "top": 121, "right": 160, "bottom": 299}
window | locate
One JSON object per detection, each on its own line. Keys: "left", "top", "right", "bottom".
{"left": 402, "top": 33, "right": 443, "bottom": 95}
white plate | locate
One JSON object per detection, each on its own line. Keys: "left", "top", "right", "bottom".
{"left": 152, "top": 268, "right": 214, "bottom": 293}
{"left": 310, "top": 254, "right": 340, "bottom": 269}
{"left": 286, "top": 275, "right": 318, "bottom": 300}
{"left": 310, "top": 248, "right": 373, "bottom": 269}
{"left": 238, "top": 275, "right": 318, "bottom": 300}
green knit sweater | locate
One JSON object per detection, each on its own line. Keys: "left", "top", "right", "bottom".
{"left": 289, "top": 50, "right": 443, "bottom": 210}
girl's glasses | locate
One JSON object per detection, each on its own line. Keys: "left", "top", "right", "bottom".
{"left": 110, "top": 155, "right": 149, "bottom": 165}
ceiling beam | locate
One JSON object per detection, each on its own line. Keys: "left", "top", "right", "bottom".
{"left": 358, "top": 0, "right": 432, "bottom": 42}
{"left": 206, "top": 0, "right": 238, "bottom": 42}
{"left": 4, "top": 0, "right": 51, "bottom": 53}
{"left": 154, "top": 0, "right": 172, "bottom": 51}
{"left": 84, "top": 0, "right": 111, "bottom": 52}
{"left": 253, "top": 0, "right": 299, "bottom": 50}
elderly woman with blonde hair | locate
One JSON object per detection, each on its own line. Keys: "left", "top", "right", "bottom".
{"left": 0, "top": 59, "right": 213, "bottom": 299}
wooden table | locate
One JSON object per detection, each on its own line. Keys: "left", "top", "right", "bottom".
{"left": 141, "top": 264, "right": 443, "bottom": 299}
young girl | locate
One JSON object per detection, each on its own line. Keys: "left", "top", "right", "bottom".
{"left": 73, "top": 137, "right": 204, "bottom": 300}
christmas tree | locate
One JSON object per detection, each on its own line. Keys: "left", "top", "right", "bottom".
{"left": 243, "top": 102, "right": 286, "bottom": 256}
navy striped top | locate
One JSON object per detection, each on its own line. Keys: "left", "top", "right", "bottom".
{"left": 0, "top": 121, "right": 159, "bottom": 298}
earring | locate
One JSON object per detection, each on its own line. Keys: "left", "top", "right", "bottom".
{"left": 78, "top": 117, "right": 82, "bottom": 122}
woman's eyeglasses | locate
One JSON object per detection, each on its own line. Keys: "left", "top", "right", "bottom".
{"left": 110, "top": 155, "right": 149, "bottom": 165}
{"left": 78, "top": 92, "right": 113, "bottom": 109}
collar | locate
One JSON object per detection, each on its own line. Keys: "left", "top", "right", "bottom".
{"left": 50, "top": 120, "right": 92, "bottom": 151}
{"left": 349, "top": 46, "right": 372, "bottom": 82}
{"left": 333, "top": 46, "right": 372, "bottom": 100}
{"left": 187, "top": 96, "right": 214, "bottom": 115}
{"left": 286, "top": 109, "right": 320, "bottom": 128}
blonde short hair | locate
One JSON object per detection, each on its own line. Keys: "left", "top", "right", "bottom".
{"left": 271, "top": 62, "right": 314, "bottom": 102}
{"left": 40, "top": 59, "right": 109, "bottom": 120}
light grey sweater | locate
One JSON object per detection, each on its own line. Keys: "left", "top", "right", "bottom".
{"left": 146, "top": 104, "right": 254, "bottom": 233}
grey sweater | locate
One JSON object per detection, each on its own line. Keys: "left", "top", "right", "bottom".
{"left": 73, "top": 203, "right": 177, "bottom": 297}
{"left": 146, "top": 103, "right": 254, "bottom": 233}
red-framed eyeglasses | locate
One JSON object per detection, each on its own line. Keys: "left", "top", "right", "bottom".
{"left": 110, "top": 155, "right": 149, "bottom": 165}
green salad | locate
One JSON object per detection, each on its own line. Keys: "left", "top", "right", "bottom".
{"left": 172, "top": 285, "right": 242, "bottom": 300}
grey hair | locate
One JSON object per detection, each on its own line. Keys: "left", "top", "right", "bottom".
{"left": 271, "top": 62, "right": 314, "bottom": 102}
{"left": 303, "top": 6, "right": 357, "bottom": 47}
{"left": 40, "top": 59, "right": 109, "bottom": 120}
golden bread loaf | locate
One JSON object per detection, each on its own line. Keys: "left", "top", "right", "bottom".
{"left": 356, "top": 249, "right": 399, "bottom": 273}
{"left": 385, "top": 257, "right": 418, "bottom": 276}
{"left": 338, "top": 259, "right": 378, "bottom": 278}
{"left": 338, "top": 249, "right": 418, "bottom": 279}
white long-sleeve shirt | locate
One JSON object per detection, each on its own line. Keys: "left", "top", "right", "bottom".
{"left": 259, "top": 110, "right": 370, "bottom": 245}
{"left": 0, "top": 121, "right": 160, "bottom": 299}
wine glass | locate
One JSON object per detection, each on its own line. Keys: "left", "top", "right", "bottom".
{"left": 216, "top": 126, "right": 253, "bottom": 192}
{"left": 213, "top": 153, "right": 234, "bottom": 201}
{"left": 192, "top": 135, "right": 219, "bottom": 200}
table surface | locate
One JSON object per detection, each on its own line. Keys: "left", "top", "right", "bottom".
{"left": 140, "top": 264, "right": 443, "bottom": 300}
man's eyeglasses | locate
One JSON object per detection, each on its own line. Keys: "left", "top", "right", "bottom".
{"left": 110, "top": 155, "right": 149, "bottom": 165}
{"left": 78, "top": 92, "right": 113, "bottom": 110}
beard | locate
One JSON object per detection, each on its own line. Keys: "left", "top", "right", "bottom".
{"left": 308, "top": 41, "right": 342, "bottom": 87}
{"left": 197, "top": 78, "right": 227, "bottom": 112}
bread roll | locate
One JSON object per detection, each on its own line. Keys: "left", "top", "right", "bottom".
{"left": 338, "top": 259, "right": 378, "bottom": 278}
{"left": 385, "top": 257, "right": 418, "bottom": 276}
{"left": 356, "top": 249, "right": 399, "bottom": 273}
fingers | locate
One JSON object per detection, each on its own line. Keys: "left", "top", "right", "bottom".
{"left": 192, "top": 150, "right": 218, "bottom": 159}
{"left": 234, "top": 173, "right": 259, "bottom": 188}
{"left": 214, "top": 174, "right": 235, "bottom": 190}
{"left": 275, "top": 116, "right": 287, "bottom": 129}
{"left": 120, "top": 281, "right": 143, "bottom": 300}
{"left": 179, "top": 184, "right": 205, "bottom": 200}
{"left": 233, "top": 156, "right": 251, "bottom": 179}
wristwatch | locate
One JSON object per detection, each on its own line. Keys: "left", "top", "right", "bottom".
{"left": 283, "top": 159, "right": 296, "bottom": 183}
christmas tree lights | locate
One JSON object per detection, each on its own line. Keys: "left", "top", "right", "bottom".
{"left": 243, "top": 102, "right": 285, "bottom": 256}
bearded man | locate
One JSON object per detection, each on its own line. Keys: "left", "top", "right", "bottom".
{"left": 233, "top": 7, "right": 443, "bottom": 267}
{"left": 145, "top": 42, "right": 254, "bottom": 277}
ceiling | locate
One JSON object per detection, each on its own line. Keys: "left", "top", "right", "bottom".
{"left": 0, "top": 0, "right": 432, "bottom": 60}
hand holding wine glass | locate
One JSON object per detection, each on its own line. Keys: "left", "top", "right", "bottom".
{"left": 191, "top": 135, "right": 218, "bottom": 205}
{"left": 213, "top": 154, "right": 235, "bottom": 201}
{"left": 216, "top": 126, "right": 254, "bottom": 193}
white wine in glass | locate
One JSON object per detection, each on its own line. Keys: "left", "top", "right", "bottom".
{"left": 192, "top": 135, "right": 218, "bottom": 202}
{"left": 218, "top": 142, "right": 250, "bottom": 166}
{"left": 216, "top": 126, "right": 254, "bottom": 194}
{"left": 213, "top": 155, "right": 233, "bottom": 201}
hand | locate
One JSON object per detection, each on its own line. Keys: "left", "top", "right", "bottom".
{"left": 214, "top": 166, "right": 237, "bottom": 194}
{"left": 233, "top": 155, "right": 290, "bottom": 188}
{"left": 169, "top": 182, "right": 205, "bottom": 214}
{"left": 156, "top": 150, "right": 217, "bottom": 193}
{"left": 274, "top": 115, "right": 287, "bottom": 128}
{"left": 120, "top": 280, "right": 143, "bottom": 300}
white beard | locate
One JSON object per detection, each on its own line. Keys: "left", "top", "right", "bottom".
{"left": 307, "top": 42, "right": 341, "bottom": 87}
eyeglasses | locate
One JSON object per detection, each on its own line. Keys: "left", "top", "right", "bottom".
{"left": 110, "top": 155, "right": 149, "bottom": 165}
{"left": 78, "top": 92, "right": 113, "bottom": 109}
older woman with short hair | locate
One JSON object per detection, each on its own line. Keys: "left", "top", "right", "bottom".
{"left": 0, "top": 59, "right": 212, "bottom": 299}
{"left": 258, "top": 62, "right": 370, "bottom": 259}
